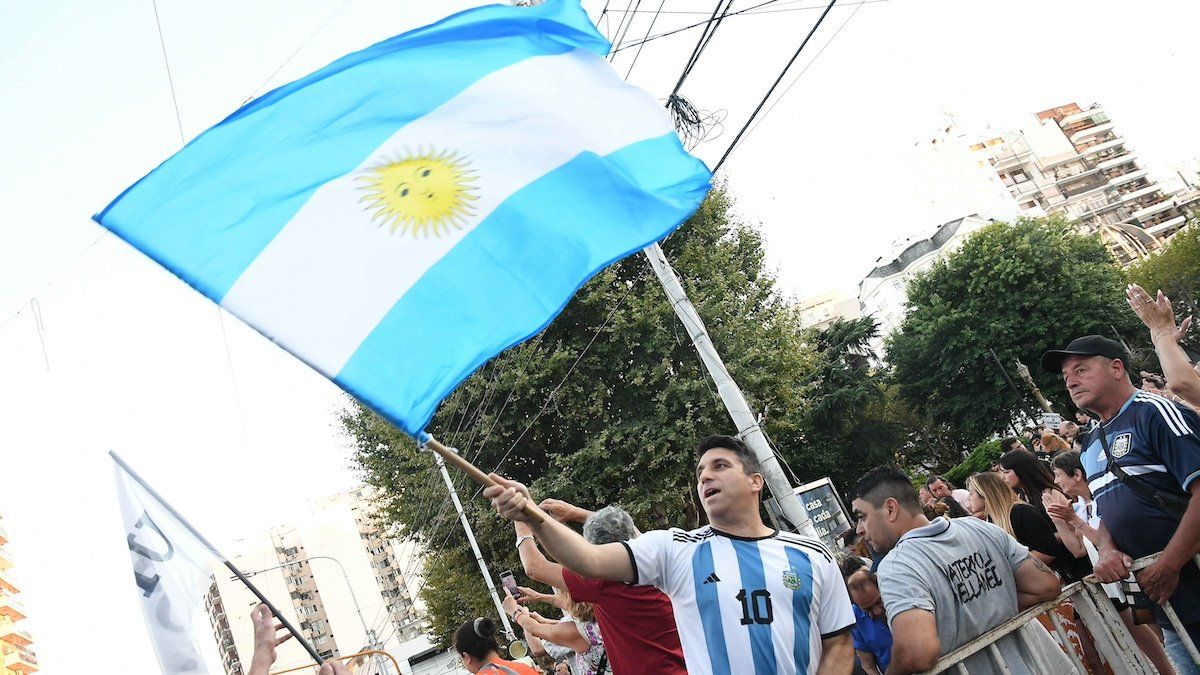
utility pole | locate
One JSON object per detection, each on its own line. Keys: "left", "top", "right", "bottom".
{"left": 432, "top": 449, "right": 516, "bottom": 640}
{"left": 643, "top": 243, "right": 815, "bottom": 536}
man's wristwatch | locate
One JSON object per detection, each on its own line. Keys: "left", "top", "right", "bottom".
{"left": 515, "top": 534, "right": 534, "bottom": 550}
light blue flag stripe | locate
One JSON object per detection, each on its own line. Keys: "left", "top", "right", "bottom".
{"left": 692, "top": 540, "right": 732, "bottom": 675}
{"left": 731, "top": 540, "right": 779, "bottom": 675}
{"left": 785, "top": 547, "right": 816, "bottom": 674}
{"left": 336, "top": 132, "right": 709, "bottom": 435}
{"left": 95, "top": 0, "right": 608, "bottom": 301}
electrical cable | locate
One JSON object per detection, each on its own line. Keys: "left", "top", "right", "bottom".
{"left": 149, "top": 0, "right": 186, "bottom": 144}
{"left": 242, "top": 0, "right": 357, "bottom": 104}
{"left": 711, "top": 0, "right": 838, "bottom": 173}
{"left": 611, "top": 0, "right": 782, "bottom": 53}
{"left": 741, "top": 0, "right": 867, "bottom": 141}
{"left": 608, "top": 0, "right": 646, "bottom": 62}
{"left": 623, "top": 0, "right": 668, "bottom": 79}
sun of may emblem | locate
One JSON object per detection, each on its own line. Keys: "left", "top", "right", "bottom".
{"left": 357, "top": 149, "right": 478, "bottom": 238}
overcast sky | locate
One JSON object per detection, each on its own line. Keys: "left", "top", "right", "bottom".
{"left": 3, "top": 0, "right": 1200, "bottom": 672}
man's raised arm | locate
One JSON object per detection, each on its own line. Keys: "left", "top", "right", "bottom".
{"left": 486, "top": 474, "right": 633, "bottom": 582}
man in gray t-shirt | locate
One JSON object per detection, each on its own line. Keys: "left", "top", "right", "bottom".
{"left": 850, "top": 467, "right": 1067, "bottom": 675}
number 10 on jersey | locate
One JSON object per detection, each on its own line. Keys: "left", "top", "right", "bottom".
{"left": 736, "top": 589, "right": 774, "bottom": 625}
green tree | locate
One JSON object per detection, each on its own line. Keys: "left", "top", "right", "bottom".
{"left": 342, "top": 187, "right": 820, "bottom": 646}
{"left": 798, "top": 317, "right": 903, "bottom": 488}
{"left": 885, "top": 216, "right": 1143, "bottom": 450}
{"left": 1126, "top": 222, "right": 1200, "bottom": 352}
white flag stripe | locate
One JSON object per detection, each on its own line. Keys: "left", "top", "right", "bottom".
{"left": 220, "top": 48, "right": 673, "bottom": 377}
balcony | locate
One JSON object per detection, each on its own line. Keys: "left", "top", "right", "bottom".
{"left": 1059, "top": 106, "right": 1105, "bottom": 126}
{"left": 1117, "top": 185, "right": 1160, "bottom": 204}
{"left": 0, "top": 594, "right": 26, "bottom": 621}
{"left": 0, "top": 623, "right": 33, "bottom": 647}
{"left": 1070, "top": 122, "right": 1115, "bottom": 145}
{"left": 1, "top": 643, "right": 38, "bottom": 673}
{"left": 1097, "top": 151, "right": 1137, "bottom": 170}
{"left": 1107, "top": 169, "right": 1148, "bottom": 188}
{"left": 0, "top": 525, "right": 8, "bottom": 546}
{"left": 1131, "top": 199, "right": 1176, "bottom": 222}
{"left": 0, "top": 548, "right": 13, "bottom": 571}
{"left": 0, "top": 572, "right": 18, "bottom": 596}
{"left": 1079, "top": 137, "right": 1125, "bottom": 157}
{"left": 1061, "top": 176, "right": 1109, "bottom": 199}
{"left": 1145, "top": 215, "right": 1187, "bottom": 237}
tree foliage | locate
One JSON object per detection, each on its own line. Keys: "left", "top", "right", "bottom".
{"left": 1126, "top": 222, "right": 1200, "bottom": 353}
{"left": 342, "top": 188, "right": 823, "bottom": 646}
{"left": 885, "top": 216, "right": 1143, "bottom": 449}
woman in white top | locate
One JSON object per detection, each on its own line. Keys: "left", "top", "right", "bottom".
{"left": 1045, "top": 451, "right": 1176, "bottom": 675}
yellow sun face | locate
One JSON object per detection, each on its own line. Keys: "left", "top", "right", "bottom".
{"left": 357, "top": 150, "right": 478, "bottom": 237}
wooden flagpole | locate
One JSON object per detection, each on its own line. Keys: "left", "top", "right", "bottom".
{"left": 420, "top": 436, "right": 543, "bottom": 524}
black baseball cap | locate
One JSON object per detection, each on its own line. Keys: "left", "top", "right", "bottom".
{"left": 1040, "top": 335, "right": 1130, "bottom": 373}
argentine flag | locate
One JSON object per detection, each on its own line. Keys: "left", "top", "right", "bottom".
{"left": 96, "top": 0, "right": 711, "bottom": 436}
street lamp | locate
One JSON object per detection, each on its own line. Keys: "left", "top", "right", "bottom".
{"left": 237, "top": 555, "right": 392, "bottom": 675}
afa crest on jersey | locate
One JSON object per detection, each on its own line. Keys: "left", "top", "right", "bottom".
{"left": 783, "top": 568, "right": 804, "bottom": 590}
{"left": 1110, "top": 432, "right": 1133, "bottom": 458}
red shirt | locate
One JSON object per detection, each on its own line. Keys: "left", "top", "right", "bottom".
{"left": 563, "top": 569, "right": 687, "bottom": 675}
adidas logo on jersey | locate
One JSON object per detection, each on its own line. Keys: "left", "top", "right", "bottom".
{"left": 702, "top": 572, "right": 721, "bottom": 584}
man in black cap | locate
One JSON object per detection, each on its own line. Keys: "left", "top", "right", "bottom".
{"left": 1042, "top": 335, "right": 1200, "bottom": 668}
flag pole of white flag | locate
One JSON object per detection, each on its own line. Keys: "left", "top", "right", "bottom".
{"left": 111, "top": 451, "right": 322, "bottom": 672}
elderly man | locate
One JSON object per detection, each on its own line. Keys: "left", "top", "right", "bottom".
{"left": 850, "top": 466, "right": 1065, "bottom": 675}
{"left": 1043, "top": 334, "right": 1200, "bottom": 671}
{"left": 511, "top": 501, "right": 685, "bottom": 675}
{"left": 486, "top": 435, "right": 855, "bottom": 675}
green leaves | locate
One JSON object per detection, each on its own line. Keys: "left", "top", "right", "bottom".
{"left": 886, "top": 216, "right": 1143, "bottom": 448}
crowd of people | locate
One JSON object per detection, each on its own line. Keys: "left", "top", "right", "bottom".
{"left": 243, "top": 283, "right": 1200, "bottom": 675}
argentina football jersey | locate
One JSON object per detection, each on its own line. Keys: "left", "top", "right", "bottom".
{"left": 1080, "top": 390, "right": 1200, "bottom": 622}
{"left": 623, "top": 526, "right": 854, "bottom": 675}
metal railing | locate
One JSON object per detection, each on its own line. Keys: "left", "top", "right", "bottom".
{"left": 922, "top": 552, "right": 1200, "bottom": 675}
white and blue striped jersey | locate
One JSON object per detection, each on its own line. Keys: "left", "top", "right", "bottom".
{"left": 622, "top": 526, "right": 854, "bottom": 675}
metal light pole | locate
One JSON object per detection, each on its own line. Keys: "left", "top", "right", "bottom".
{"left": 643, "top": 242, "right": 815, "bottom": 536}
{"left": 430, "top": 448, "right": 517, "bottom": 640}
{"left": 241, "top": 555, "right": 391, "bottom": 675}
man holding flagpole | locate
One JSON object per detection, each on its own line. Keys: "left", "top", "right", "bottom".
{"left": 485, "top": 435, "right": 855, "bottom": 675}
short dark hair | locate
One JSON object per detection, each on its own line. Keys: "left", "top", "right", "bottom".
{"left": 924, "top": 475, "right": 954, "bottom": 489}
{"left": 696, "top": 435, "right": 762, "bottom": 476}
{"left": 839, "top": 555, "right": 868, "bottom": 579}
{"left": 1050, "top": 450, "right": 1085, "bottom": 480}
{"left": 851, "top": 465, "right": 921, "bottom": 512}
{"left": 999, "top": 436, "right": 1022, "bottom": 453}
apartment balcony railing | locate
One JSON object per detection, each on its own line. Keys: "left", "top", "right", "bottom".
{"left": 0, "top": 548, "right": 14, "bottom": 572}
{"left": 0, "top": 642, "right": 37, "bottom": 673}
{"left": 1132, "top": 199, "right": 1176, "bottom": 221}
{"left": 0, "top": 571, "right": 18, "bottom": 596}
{"left": 1096, "top": 150, "right": 1135, "bottom": 170}
{"left": 1060, "top": 176, "right": 1109, "bottom": 198}
{"left": 0, "top": 594, "right": 26, "bottom": 622}
{"left": 1078, "top": 137, "right": 1125, "bottom": 157}
{"left": 1145, "top": 214, "right": 1187, "bottom": 237}
{"left": 1069, "top": 121, "right": 1115, "bottom": 145}
{"left": 0, "top": 622, "right": 32, "bottom": 648}
{"left": 1106, "top": 169, "right": 1148, "bottom": 188}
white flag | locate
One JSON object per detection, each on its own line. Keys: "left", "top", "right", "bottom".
{"left": 114, "top": 455, "right": 219, "bottom": 674}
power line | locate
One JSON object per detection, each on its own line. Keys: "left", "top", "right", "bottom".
{"left": 149, "top": 0, "right": 185, "bottom": 143}
{"left": 243, "top": 0, "right": 357, "bottom": 104}
{"left": 623, "top": 0, "right": 668, "bottom": 79}
{"left": 712, "top": 0, "right": 839, "bottom": 173}
{"left": 741, "top": 0, "right": 867, "bottom": 142}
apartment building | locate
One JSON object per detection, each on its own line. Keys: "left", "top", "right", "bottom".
{"left": 797, "top": 290, "right": 861, "bottom": 331}
{"left": 205, "top": 486, "right": 424, "bottom": 674}
{"left": 0, "top": 512, "right": 36, "bottom": 675}
{"left": 857, "top": 214, "right": 992, "bottom": 355}
{"left": 969, "top": 102, "right": 1200, "bottom": 265}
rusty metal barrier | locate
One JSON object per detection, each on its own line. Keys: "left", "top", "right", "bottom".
{"left": 921, "top": 551, "right": 1200, "bottom": 675}
{"left": 269, "top": 649, "right": 402, "bottom": 674}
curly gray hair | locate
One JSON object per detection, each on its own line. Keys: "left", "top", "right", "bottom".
{"left": 582, "top": 505, "right": 638, "bottom": 545}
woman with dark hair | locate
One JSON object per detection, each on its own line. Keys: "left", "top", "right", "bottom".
{"left": 454, "top": 616, "right": 539, "bottom": 674}
{"left": 997, "top": 449, "right": 1059, "bottom": 523}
